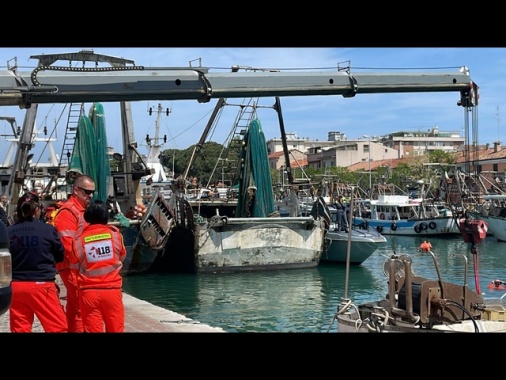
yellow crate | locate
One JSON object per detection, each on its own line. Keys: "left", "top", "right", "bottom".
{"left": 482, "top": 308, "right": 506, "bottom": 322}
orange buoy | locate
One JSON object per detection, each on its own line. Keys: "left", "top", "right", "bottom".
{"left": 488, "top": 280, "right": 506, "bottom": 290}
{"left": 419, "top": 241, "right": 432, "bottom": 252}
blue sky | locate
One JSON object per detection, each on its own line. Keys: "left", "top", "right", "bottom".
{"left": 0, "top": 47, "right": 504, "bottom": 164}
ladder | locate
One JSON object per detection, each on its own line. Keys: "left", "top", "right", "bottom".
{"left": 219, "top": 98, "right": 259, "bottom": 186}
{"left": 59, "top": 102, "right": 85, "bottom": 167}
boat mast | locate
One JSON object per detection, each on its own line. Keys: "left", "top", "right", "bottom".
{"left": 145, "top": 103, "right": 169, "bottom": 183}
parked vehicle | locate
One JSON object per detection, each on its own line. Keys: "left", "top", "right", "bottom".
{"left": 0, "top": 221, "right": 12, "bottom": 316}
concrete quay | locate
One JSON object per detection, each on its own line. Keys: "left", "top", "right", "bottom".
{"left": 0, "top": 278, "right": 225, "bottom": 333}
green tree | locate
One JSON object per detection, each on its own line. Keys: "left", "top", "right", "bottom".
{"left": 161, "top": 142, "right": 229, "bottom": 186}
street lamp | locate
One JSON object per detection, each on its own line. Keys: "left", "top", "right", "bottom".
{"left": 362, "top": 135, "right": 372, "bottom": 192}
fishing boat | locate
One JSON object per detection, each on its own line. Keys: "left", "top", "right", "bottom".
{"left": 471, "top": 194, "right": 506, "bottom": 242}
{"left": 154, "top": 96, "right": 329, "bottom": 273}
{"left": 330, "top": 215, "right": 506, "bottom": 333}
{"left": 139, "top": 103, "right": 175, "bottom": 202}
{"left": 352, "top": 194, "right": 459, "bottom": 236}
{"left": 1, "top": 51, "right": 175, "bottom": 276}
{"left": 321, "top": 204, "right": 386, "bottom": 265}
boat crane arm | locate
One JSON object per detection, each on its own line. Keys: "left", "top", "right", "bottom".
{"left": 0, "top": 64, "right": 479, "bottom": 108}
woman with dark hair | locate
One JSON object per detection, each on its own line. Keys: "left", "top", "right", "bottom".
{"left": 6, "top": 192, "right": 67, "bottom": 332}
{"left": 71, "top": 200, "right": 127, "bottom": 332}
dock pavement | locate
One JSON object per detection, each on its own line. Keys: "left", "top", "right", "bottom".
{"left": 0, "top": 275, "right": 225, "bottom": 333}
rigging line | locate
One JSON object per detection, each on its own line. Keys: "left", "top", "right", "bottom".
{"left": 165, "top": 106, "right": 216, "bottom": 146}
{"left": 31, "top": 103, "right": 56, "bottom": 165}
{"left": 32, "top": 104, "right": 68, "bottom": 167}
{"left": 160, "top": 107, "right": 176, "bottom": 147}
{"left": 288, "top": 149, "right": 310, "bottom": 180}
{"left": 204, "top": 100, "right": 257, "bottom": 188}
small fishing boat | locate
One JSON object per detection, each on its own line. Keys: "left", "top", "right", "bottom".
{"left": 321, "top": 227, "right": 386, "bottom": 265}
{"left": 330, "top": 216, "right": 506, "bottom": 333}
{"left": 352, "top": 195, "right": 459, "bottom": 236}
{"left": 473, "top": 194, "right": 506, "bottom": 242}
{"left": 321, "top": 204, "right": 386, "bottom": 265}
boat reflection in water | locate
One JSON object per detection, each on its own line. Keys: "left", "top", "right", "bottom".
{"left": 123, "top": 263, "right": 379, "bottom": 332}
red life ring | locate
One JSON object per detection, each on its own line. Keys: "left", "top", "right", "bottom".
{"left": 488, "top": 280, "right": 506, "bottom": 290}
{"left": 379, "top": 213, "right": 385, "bottom": 220}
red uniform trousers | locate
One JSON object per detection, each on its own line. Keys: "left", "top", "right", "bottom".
{"left": 10, "top": 281, "right": 67, "bottom": 333}
{"left": 59, "top": 268, "right": 83, "bottom": 333}
{"left": 79, "top": 288, "right": 124, "bottom": 332}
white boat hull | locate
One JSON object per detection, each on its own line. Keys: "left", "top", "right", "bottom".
{"left": 321, "top": 227, "right": 386, "bottom": 265}
{"left": 353, "top": 217, "right": 458, "bottom": 236}
{"left": 353, "top": 195, "right": 460, "bottom": 236}
{"left": 476, "top": 215, "right": 506, "bottom": 242}
{"left": 195, "top": 216, "right": 326, "bottom": 273}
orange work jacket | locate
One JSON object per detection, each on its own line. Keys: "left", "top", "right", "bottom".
{"left": 53, "top": 196, "right": 88, "bottom": 272}
{"left": 72, "top": 223, "right": 127, "bottom": 289}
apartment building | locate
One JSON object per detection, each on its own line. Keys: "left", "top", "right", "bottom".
{"left": 266, "top": 132, "right": 345, "bottom": 155}
{"left": 266, "top": 127, "right": 465, "bottom": 170}
{"left": 380, "top": 126, "right": 464, "bottom": 157}
{"left": 306, "top": 139, "right": 398, "bottom": 170}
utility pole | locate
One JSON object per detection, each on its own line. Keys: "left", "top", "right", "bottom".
{"left": 363, "top": 135, "right": 372, "bottom": 191}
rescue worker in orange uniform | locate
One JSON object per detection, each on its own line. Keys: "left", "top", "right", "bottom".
{"left": 7, "top": 192, "right": 67, "bottom": 332}
{"left": 53, "top": 175, "right": 95, "bottom": 332}
{"left": 45, "top": 200, "right": 64, "bottom": 225}
{"left": 71, "top": 200, "right": 127, "bottom": 332}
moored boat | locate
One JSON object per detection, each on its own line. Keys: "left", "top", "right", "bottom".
{"left": 352, "top": 195, "right": 459, "bottom": 236}
{"left": 471, "top": 194, "right": 506, "bottom": 242}
{"left": 321, "top": 204, "right": 386, "bottom": 265}
{"left": 2, "top": 51, "right": 176, "bottom": 276}
{"left": 194, "top": 215, "right": 326, "bottom": 273}
{"left": 330, "top": 215, "right": 506, "bottom": 333}
{"left": 157, "top": 96, "right": 328, "bottom": 273}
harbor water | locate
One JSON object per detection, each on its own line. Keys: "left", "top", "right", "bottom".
{"left": 121, "top": 235, "right": 506, "bottom": 332}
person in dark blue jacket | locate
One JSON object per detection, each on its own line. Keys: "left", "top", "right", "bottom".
{"left": 6, "top": 192, "right": 67, "bottom": 332}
